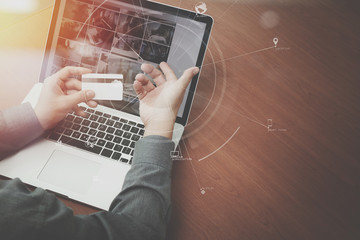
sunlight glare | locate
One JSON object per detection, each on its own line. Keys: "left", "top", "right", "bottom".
{"left": 0, "top": 0, "right": 39, "bottom": 13}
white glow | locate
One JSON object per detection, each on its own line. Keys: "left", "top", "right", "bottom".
{"left": 0, "top": 0, "right": 39, "bottom": 13}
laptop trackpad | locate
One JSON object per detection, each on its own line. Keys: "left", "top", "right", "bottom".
{"left": 38, "top": 150, "right": 101, "bottom": 195}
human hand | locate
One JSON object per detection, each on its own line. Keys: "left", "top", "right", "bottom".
{"left": 34, "top": 67, "right": 98, "bottom": 130}
{"left": 133, "top": 62, "right": 199, "bottom": 139}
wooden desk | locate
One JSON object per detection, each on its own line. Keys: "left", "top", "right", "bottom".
{"left": 1, "top": 0, "right": 359, "bottom": 239}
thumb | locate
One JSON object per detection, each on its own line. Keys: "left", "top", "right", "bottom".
{"left": 179, "top": 67, "right": 199, "bottom": 87}
{"left": 65, "top": 90, "right": 95, "bottom": 106}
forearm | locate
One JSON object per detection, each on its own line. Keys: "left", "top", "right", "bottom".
{"left": 0, "top": 135, "right": 175, "bottom": 240}
{"left": 109, "top": 135, "right": 175, "bottom": 239}
{"left": 0, "top": 103, "right": 44, "bottom": 160}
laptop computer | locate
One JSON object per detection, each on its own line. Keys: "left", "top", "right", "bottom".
{"left": 0, "top": 0, "right": 213, "bottom": 210}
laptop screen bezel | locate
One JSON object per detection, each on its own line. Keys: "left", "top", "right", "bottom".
{"left": 40, "top": 0, "right": 213, "bottom": 126}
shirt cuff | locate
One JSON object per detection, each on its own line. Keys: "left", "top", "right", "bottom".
{"left": 133, "top": 135, "right": 175, "bottom": 170}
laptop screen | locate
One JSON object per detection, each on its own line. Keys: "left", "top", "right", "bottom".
{"left": 40, "top": 0, "right": 213, "bottom": 125}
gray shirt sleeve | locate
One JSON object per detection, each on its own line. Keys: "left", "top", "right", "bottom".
{"left": 0, "top": 103, "right": 44, "bottom": 159}
{"left": 0, "top": 135, "right": 175, "bottom": 240}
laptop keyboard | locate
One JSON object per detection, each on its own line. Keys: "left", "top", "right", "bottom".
{"left": 47, "top": 107, "right": 144, "bottom": 164}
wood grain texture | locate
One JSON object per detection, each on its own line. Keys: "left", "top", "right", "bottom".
{"left": 1, "top": 0, "right": 360, "bottom": 239}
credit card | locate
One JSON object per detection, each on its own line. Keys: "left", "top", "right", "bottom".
{"left": 82, "top": 74, "right": 124, "bottom": 101}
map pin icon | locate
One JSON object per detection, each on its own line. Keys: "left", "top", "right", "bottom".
{"left": 273, "top": 38, "right": 278, "bottom": 47}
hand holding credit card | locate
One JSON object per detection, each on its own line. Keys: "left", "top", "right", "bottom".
{"left": 82, "top": 74, "right": 124, "bottom": 101}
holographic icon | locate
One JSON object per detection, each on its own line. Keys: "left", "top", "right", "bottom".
{"left": 170, "top": 151, "right": 182, "bottom": 160}
{"left": 85, "top": 136, "right": 97, "bottom": 148}
{"left": 273, "top": 38, "right": 279, "bottom": 47}
{"left": 195, "top": 2, "right": 207, "bottom": 15}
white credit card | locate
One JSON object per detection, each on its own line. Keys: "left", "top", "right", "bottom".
{"left": 82, "top": 74, "right": 124, "bottom": 101}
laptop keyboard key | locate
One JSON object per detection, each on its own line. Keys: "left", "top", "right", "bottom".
{"left": 114, "top": 144, "right": 123, "bottom": 152}
{"left": 60, "top": 135, "right": 71, "bottom": 143}
{"left": 83, "top": 113, "right": 90, "bottom": 119}
{"left": 106, "top": 127, "right": 115, "bottom": 134}
{"left": 80, "top": 126, "right": 89, "bottom": 133}
{"left": 66, "top": 115, "right": 75, "bottom": 121}
{"left": 98, "top": 124, "right": 107, "bottom": 131}
{"left": 130, "top": 127, "right": 139, "bottom": 134}
{"left": 49, "top": 133, "right": 61, "bottom": 141}
{"left": 122, "top": 147, "right": 131, "bottom": 155}
{"left": 64, "top": 129, "right": 73, "bottom": 136}
{"left": 103, "top": 113, "right": 111, "bottom": 118}
{"left": 90, "top": 122, "right": 99, "bottom": 129}
{"left": 80, "top": 134, "right": 89, "bottom": 141}
{"left": 130, "top": 141, "right": 135, "bottom": 148}
{"left": 112, "top": 116, "right": 120, "bottom": 121}
{"left": 106, "top": 119, "right": 115, "bottom": 126}
{"left": 74, "top": 117, "right": 82, "bottom": 124}
{"left": 115, "top": 129, "right": 123, "bottom": 136}
{"left": 120, "top": 158, "right": 128, "bottom": 163}
{"left": 123, "top": 132, "right": 131, "bottom": 139}
{"left": 55, "top": 126, "right": 65, "bottom": 134}
{"left": 88, "top": 129, "right": 97, "bottom": 136}
{"left": 86, "top": 108, "right": 95, "bottom": 113}
{"left": 98, "top": 117, "right": 106, "bottom": 123}
{"left": 82, "top": 120, "right": 91, "bottom": 126}
{"left": 122, "top": 139, "right": 130, "bottom": 146}
{"left": 72, "top": 132, "right": 81, "bottom": 139}
{"left": 95, "top": 111, "right": 103, "bottom": 116}
{"left": 105, "top": 142, "right": 114, "bottom": 149}
{"left": 90, "top": 115, "right": 99, "bottom": 121}
{"left": 105, "top": 134, "right": 114, "bottom": 141}
{"left": 137, "top": 123, "right": 145, "bottom": 128}
{"left": 114, "top": 136, "right": 122, "bottom": 143}
{"left": 96, "top": 132, "right": 105, "bottom": 138}
{"left": 120, "top": 118, "right": 128, "bottom": 123}
{"left": 122, "top": 124, "right": 131, "bottom": 131}
{"left": 114, "top": 122, "right": 123, "bottom": 128}
{"left": 139, "top": 129, "right": 145, "bottom": 136}
{"left": 72, "top": 124, "right": 81, "bottom": 131}
{"left": 64, "top": 121, "right": 72, "bottom": 128}
{"left": 112, "top": 152, "right": 121, "bottom": 160}
{"left": 97, "top": 139, "right": 106, "bottom": 146}
{"left": 101, "top": 149, "right": 113, "bottom": 158}
{"left": 131, "top": 135, "right": 140, "bottom": 141}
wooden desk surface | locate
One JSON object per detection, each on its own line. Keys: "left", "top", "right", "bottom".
{"left": 1, "top": 1, "right": 359, "bottom": 239}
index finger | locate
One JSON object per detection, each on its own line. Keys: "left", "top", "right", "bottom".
{"left": 141, "top": 64, "right": 163, "bottom": 79}
{"left": 56, "top": 66, "right": 92, "bottom": 81}
{"left": 159, "top": 62, "right": 177, "bottom": 82}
